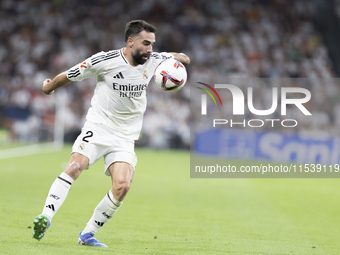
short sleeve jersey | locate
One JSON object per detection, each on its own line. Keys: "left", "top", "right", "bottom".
{"left": 67, "top": 48, "right": 173, "bottom": 140}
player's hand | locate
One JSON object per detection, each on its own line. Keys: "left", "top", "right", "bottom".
{"left": 42, "top": 78, "right": 54, "bottom": 95}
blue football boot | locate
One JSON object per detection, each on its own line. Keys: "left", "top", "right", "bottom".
{"left": 78, "top": 231, "right": 108, "bottom": 248}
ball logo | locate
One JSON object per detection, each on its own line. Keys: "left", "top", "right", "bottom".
{"left": 143, "top": 70, "right": 148, "bottom": 80}
{"left": 160, "top": 71, "right": 184, "bottom": 90}
{"left": 174, "top": 61, "right": 184, "bottom": 69}
{"left": 78, "top": 143, "right": 85, "bottom": 150}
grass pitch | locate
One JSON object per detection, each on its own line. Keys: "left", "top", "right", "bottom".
{"left": 0, "top": 145, "right": 340, "bottom": 254}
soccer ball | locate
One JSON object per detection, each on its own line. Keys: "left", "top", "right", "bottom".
{"left": 154, "top": 59, "right": 187, "bottom": 91}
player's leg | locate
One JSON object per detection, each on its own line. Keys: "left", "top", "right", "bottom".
{"left": 33, "top": 153, "right": 89, "bottom": 240}
{"left": 42, "top": 152, "right": 89, "bottom": 218}
{"left": 109, "top": 162, "right": 135, "bottom": 201}
{"left": 79, "top": 162, "right": 134, "bottom": 247}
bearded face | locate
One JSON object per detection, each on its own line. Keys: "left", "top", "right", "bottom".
{"left": 131, "top": 49, "right": 150, "bottom": 65}
{"left": 127, "top": 30, "right": 155, "bottom": 66}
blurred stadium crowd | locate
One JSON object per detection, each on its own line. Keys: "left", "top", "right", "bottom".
{"left": 0, "top": 0, "right": 338, "bottom": 148}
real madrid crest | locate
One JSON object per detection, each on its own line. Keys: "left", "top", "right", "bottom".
{"left": 78, "top": 143, "right": 85, "bottom": 150}
{"left": 143, "top": 70, "right": 148, "bottom": 80}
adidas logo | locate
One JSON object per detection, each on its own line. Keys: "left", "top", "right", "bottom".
{"left": 113, "top": 72, "right": 124, "bottom": 79}
{"left": 95, "top": 220, "right": 104, "bottom": 227}
{"left": 46, "top": 204, "right": 55, "bottom": 212}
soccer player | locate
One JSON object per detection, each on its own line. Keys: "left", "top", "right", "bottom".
{"left": 32, "top": 20, "right": 190, "bottom": 247}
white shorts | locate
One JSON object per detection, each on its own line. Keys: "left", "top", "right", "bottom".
{"left": 72, "top": 121, "right": 137, "bottom": 176}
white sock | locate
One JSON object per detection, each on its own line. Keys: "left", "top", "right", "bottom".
{"left": 42, "top": 172, "right": 74, "bottom": 221}
{"left": 82, "top": 190, "right": 122, "bottom": 234}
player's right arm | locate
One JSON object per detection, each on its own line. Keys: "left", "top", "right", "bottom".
{"left": 42, "top": 51, "right": 115, "bottom": 95}
{"left": 42, "top": 72, "right": 71, "bottom": 95}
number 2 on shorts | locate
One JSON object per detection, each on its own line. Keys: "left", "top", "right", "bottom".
{"left": 82, "top": 131, "right": 93, "bottom": 143}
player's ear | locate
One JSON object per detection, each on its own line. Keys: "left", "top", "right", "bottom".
{"left": 127, "top": 37, "right": 134, "bottom": 48}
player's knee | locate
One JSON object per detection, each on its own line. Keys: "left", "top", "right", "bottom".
{"left": 115, "top": 178, "right": 131, "bottom": 196}
{"left": 120, "top": 181, "right": 131, "bottom": 194}
{"left": 64, "top": 161, "right": 83, "bottom": 180}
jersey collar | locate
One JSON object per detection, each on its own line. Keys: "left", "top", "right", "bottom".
{"left": 120, "top": 48, "right": 128, "bottom": 64}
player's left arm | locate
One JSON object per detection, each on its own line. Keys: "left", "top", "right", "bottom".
{"left": 171, "top": 52, "right": 190, "bottom": 66}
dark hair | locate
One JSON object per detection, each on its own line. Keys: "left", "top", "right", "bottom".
{"left": 124, "top": 20, "right": 157, "bottom": 42}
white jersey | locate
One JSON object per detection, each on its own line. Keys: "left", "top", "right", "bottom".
{"left": 67, "top": 48, "right": 173, "bottom": 140}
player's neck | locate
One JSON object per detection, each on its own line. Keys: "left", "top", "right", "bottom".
{"left": 122, "top": 47, "right": 138, "bottom": 67}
